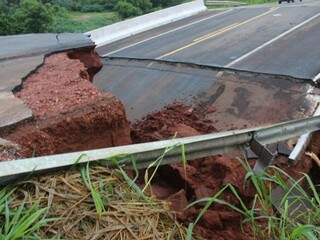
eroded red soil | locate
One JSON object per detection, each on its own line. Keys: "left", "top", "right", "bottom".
{"left": 132, "top": 102, "right": 319, "bottom": 240}
{"left": 132, "top": 103, "right": 256, "bottom": 239}
{"left": 1, "top": 49, "right": 131, "bottom": 157}
{"left": 1, "top": 48, "right": 318, "bottom": 240}
{"left": 15, "top": 51, "right": 103, "bottom": 119}
{"left": 132, "top": 102, "right": 216, "bottom": 142}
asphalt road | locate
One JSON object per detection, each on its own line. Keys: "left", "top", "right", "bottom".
{"left": 95, "top": 0, "right": 320, "bottom": 126}
{"left": 98, "top": 0, "right": 320, "bottom": 79}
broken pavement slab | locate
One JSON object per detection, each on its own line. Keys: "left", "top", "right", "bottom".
{"left": 0, "top": 33, "right": 94, "bottom": 131}
{"left": 0, "top": 92, "right": 32, "bottom": 129}
{"left": 0, "top": 33, "right": 93, "bottom": 60}
{"left": 95, "top": 58, "right": 317, "bottom": 130}
{"left": 0, "top": 55, "right": 44, "bottom": 92}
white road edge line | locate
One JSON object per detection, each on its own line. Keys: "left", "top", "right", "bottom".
{"left": 102, "top": 9, "right": 234, "bottom": 56}
{"left": 313, "top": 73, "right": 320, "bottom": 83}
{"left": 225, "top": 11, "right": 320, "bottom": 68}
{"left": 156, "top": 7, "right": 278, "bottom": 59}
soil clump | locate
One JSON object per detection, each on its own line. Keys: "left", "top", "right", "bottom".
{"left": 132, "top": 102, "right": 255, "bottom": 239}
{"left": 132, "top": 102, "right": 319, "bottom": 240}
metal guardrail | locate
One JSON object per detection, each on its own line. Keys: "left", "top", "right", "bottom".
{"left": 289, "top": 105, "right": 320, "bottom": 161}
{"left": 0, "top": 115, "right": 320, "bottom": 184}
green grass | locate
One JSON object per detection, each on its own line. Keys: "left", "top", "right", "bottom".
{"left": 2, "top": 147, "right": 320, "bottom": 239}
{"left": 0, "top": 162, "right": 188, "bottom": 239}
{"left": 51, "top": 11, "right": 120, "bottom": 33}
{"left": 186, "top": 158, "right": 320, "bottom": 240}
{"left": 0, "top": 188, "right": 55, "bottom": 239}
{"left": 80, "top": 163, "right": 106, "bottom": 216}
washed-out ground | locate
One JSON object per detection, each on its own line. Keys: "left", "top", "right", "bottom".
{"left": 0, "top": 48, "right": 319, "bottom": 239}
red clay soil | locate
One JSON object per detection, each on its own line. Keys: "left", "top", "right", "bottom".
{"left": 15, "top": 51, "right": 103, "bottom": 119}
{"left": 1, "top": 47, "right": 317, "bottom": 239}
{"left": 131, "top": 102, "right": 217, "bottom": 143}
{"left": 0, "top": 49, "right": 131, "bottom": 157}
{"left": 132, "top": 102, "right": 317, "bottom": 240}
{"left": 132, "top": 103, "right": 255, "bottom": 239}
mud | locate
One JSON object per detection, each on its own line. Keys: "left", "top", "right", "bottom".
{"left": 132, "top": 102, "right": 216, "bottom": 143}
{"left": 132, "top": 102, "right": 320, "bottom": 240}
{"left": 1, "top": 49, "right": 131, "bottom": 157}
{"left": 131, "top": 103, "right": 253, "bottom": 239}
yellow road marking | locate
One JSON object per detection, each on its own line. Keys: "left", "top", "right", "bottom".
{"left": 192, "top": 22, "right": 240, "bottom": 42}
{"left": 157, "top": 7, "right": 279, "bottom": 59}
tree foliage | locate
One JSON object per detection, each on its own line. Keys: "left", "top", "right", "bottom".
{"left": 0, "top": 0, "right": 67, "bottom": 35}
{"left": 0, "top": 0, "right": 186, "bottom": 35}
{"left": 13, "top": 0, "right": 55, "bottom": 33}
{"left": 114, "top": 1, "right": 142, "bottom": 18}
{"left": 48, "top": 0, "right": 184, "bottom": 17}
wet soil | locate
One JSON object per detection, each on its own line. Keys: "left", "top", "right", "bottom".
{"left": 131, "top": 102, "right": 216, "bottom": 143}
{"left": 1, "top": 49, "right": 131, "bottom": 157}
{"left": 132, "top": 102, "right": 320, "bottom": 240}
{"left": 132, "top": 102, "right": 255, "bottom": 239}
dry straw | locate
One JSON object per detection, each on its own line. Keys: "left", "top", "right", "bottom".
{"left": 7, "top": 165, "right": 188, "bottom": 239}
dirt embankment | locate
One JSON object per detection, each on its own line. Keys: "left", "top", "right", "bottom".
{"left": 1, "top": 48, "right": 318, "bottom": 240}
{"left": 131, "top": 102, "right": 319, "bottom": 240}
{"left": 132, "top": 103, "right": 255, "bottom": 239}
{"left": 132, "top": 102, "right": 216, "bottom": 142}
{"left": 0, "top": 49, "right": 131, "bottom": 157}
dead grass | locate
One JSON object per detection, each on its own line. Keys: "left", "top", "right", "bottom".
{"left": 7, "top": 165, "right": 188, "bottom": 239}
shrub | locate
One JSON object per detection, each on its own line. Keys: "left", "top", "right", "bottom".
{"left": 79, "top": 3, "right": 105, "bottom": 12}
{"left": 128, "top": 0, "right": 153, "bottom": 12}
{"left": 12, "top": 0, "right": 59, "bottom": 33}
{"left": 104, "top": 0, "right": 118, "bottom": 10}
{"left": 151, "top": 0, "right": 184, "bottom": 7}
{"left": 114, "top": 1, "right": 142, "bottom": 18}
{"left": 50, "top": 0, "right": 74, "bottom": 9}
{"left": 0, "top": 0, "right": 68, "bottom": 35}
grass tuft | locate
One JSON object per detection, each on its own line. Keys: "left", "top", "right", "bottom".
{"left": 0, "top": 163, "right": 187, "bottom": 239}
{"left": 186, "top": 156, "right": 320, "bottom": 240}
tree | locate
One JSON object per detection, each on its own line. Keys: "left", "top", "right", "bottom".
{"left": 114, "top": 1, "right": 141, "bottom": 18}
{"left": 151, "top": 0, "right": 184, "bottom": 8}
{"left": 12, "top": 0, "right": 55, "bottom": 33}
{"left": 128, "top": 0, "right": 152, "bottom": 12}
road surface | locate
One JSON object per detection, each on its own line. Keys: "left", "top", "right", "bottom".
{"left": 98, "top": 0, "right": 320, "bottom": 79}
{"left": 94, "top": 0, "right": 320, "bottom": 127}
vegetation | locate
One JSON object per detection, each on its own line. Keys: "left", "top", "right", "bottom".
{"left": 0, "top": 164, "right": 188, "bottom": 239}
{"left": 0, "top": 0, "right": 62, "bottom": 35}
{"left": 1, "top": 147, "right": 320, "bottom": 239}
{"left": 0, "top": 0, "right": 186, "bottom": 35}
{"left": 186, "top": 158, "right": 320, "bottom": 240}
{"left": 52, "top": 11, "right": 120, "bottom": 33}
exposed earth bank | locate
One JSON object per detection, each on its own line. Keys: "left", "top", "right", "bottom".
{"left": 0, "top": 49, "right": 131, "bottom": 157}
{"left": 132, "top": 103, "right": 319, "bottom": 240}
{"left": 132, "top": 103, "right": 253, "bottom": 239}
{"left": 0, "top": 49, "right": 319, "bottom": 240}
